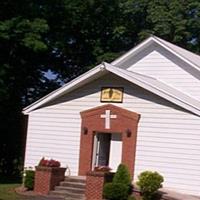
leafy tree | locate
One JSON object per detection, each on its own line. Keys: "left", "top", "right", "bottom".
{"left": 1, "top": 0, "right": 200, "bottom": 181}
{"left": 0, "top": 2, "right": 56, "bottom": 181}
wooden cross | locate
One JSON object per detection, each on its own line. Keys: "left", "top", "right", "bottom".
{"left": 100, "top": 110, "right": 117, "bottom": 129}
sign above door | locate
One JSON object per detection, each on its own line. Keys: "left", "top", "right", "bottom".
{"left": 100, "top": 87, "right": 123, "bottom": 103}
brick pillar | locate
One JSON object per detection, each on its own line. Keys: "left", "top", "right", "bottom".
{"left": 34, "top": 167, "right": 66, "bottom": 195}
{"left": 85, "top": 171, "right": 114, "bottom": 200}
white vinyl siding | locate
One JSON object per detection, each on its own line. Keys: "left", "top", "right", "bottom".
{"left": 24, "top": 73, "right": 200, "bottom": 196}
{"left": 127, "top": 48, "right": 200, "bottom": 100}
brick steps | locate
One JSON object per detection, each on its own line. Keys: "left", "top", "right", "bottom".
{"left": 49, "top": 176, "right": 86, "bottom": 200}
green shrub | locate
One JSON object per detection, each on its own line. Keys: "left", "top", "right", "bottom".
{"left": 113, "top": 164, "right": 132, "bottom": 194}
{"left": 113, "top": 164, "right": 131, "bottom": 186}
{"left": 103, "top": 182, "right": 129, "bottom": 200}
{"left": 137, "top": 171, "right": 164, "bottom": 200}
{"left": 103, "top": 164, "right": 133, "bottom": 200}
{"left": 24, "top": 170, "right": 35, "bottom": 190}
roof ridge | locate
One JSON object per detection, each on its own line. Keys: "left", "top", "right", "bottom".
{"left": 153, "top": 36, "right": 200, "bottom": 70}
{"left": 154, "top": 36, "right": 200, "bottom": 58}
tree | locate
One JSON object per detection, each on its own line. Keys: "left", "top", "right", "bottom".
{"left": 0, "top": 16, "right": 53, "bottom": 180}
{"left": 1, "top": 0, "right": 200, "bottom": 181}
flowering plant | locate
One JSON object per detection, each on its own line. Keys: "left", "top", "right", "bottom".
{"left": 38, "top": 157, "right": 61, "bottom": 167}
{"left": 94, "top": 166, "right": 111, "bottom": 172}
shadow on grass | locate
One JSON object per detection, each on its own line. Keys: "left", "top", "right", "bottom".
{"left": 0, "top": 174, "right": 22, "bottom": 184}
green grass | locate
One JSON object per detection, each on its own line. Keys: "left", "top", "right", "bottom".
{"left": 0, "top": 184, "right": 22, "bottom": 200}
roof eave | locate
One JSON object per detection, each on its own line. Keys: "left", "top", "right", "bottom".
{"left": 22, "top": 64, "right": 106, "bottom": 114}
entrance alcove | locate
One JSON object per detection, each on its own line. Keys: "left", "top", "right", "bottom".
{"left": 92, "top": 132, "right": 122, "bottom": 172}
{"left": 78, "top": 104, "right": 140, "bottom": 178}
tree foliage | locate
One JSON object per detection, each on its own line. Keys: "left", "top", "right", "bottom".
{"left": 1, "top": 0, "right": 200, "bottom": 180}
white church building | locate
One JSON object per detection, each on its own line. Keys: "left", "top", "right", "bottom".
{"left": 23, "top": 36, "right": 200, "bottom": 196}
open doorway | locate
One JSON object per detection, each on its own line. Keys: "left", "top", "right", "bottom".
{"left": 92, "top": 132, "right": 122, "bottom": 171}
{"left": 93, "top": 133, "right": 111, "bottom": 167}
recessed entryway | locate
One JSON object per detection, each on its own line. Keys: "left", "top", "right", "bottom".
{"left": 92, "top": 133, "right": 122, "bottom": 172}
{"left": 79, "top": 104, "right": 140, "bottom": 177}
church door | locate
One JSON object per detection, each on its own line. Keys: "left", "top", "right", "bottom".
{"left": 93, "top": 133, "right": 111, "bottom": 167}
{"left": 92, "top": 132, "right": 123, "bottom": 171}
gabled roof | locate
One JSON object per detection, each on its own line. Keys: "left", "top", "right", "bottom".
{"left": 23, "top": 62, "right": 200, "bottom": 116}
{"left": 23, "top": 64, "right": 106, "bottom": 114}
{"left": 112, "top": 36, "right": 200, "bottom": 72}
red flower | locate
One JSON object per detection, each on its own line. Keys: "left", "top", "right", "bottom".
{"left": 38, "top": 157, "right": 61, "bottom": 167}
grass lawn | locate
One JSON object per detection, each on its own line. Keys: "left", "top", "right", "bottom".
{"left": 0, "top": 184, "right": 24, "bottom": 200}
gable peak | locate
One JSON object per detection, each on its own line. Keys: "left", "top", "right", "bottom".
{"left": 112, "top": 36, "right": 200, "bottom": 72}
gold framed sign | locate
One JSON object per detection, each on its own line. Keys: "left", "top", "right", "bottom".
{"left": 101, "top": 87, "right": 124, "bottom": 103}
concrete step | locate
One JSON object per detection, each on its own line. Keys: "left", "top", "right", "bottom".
{"left": 64, "top": 176, "right": 86, "bottom": 184}
{"left": 50, "top": 190, "right": 85, "bottom": 199}
{"left": 55, "top": 185, "right": 85, "bottom": 193}
{"left": 49, "top": 193, "right": 82, "bottom": 200}
{"left": 49, "top": 176, "right": 86, "bottom": 200}
{"left": 60, "top": 181, "right": 86, "bottom": 189}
